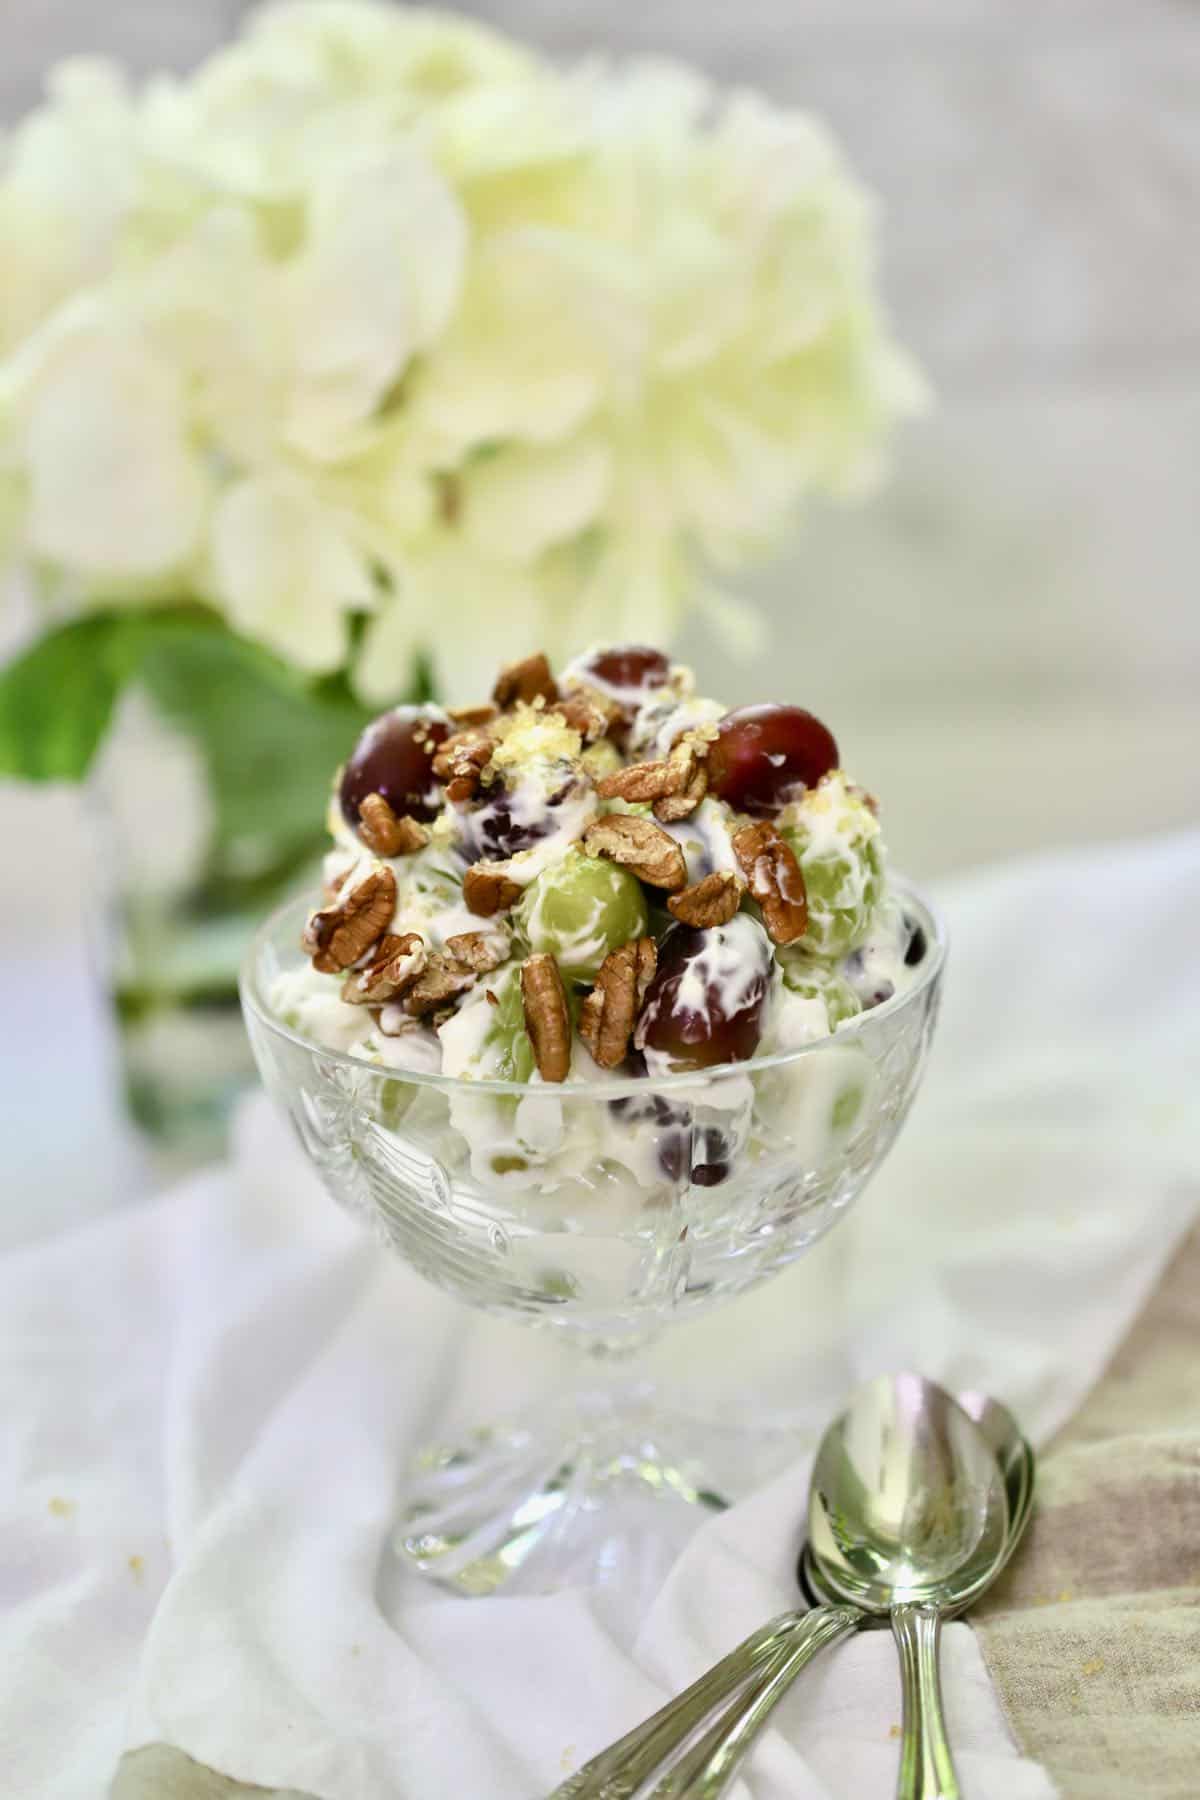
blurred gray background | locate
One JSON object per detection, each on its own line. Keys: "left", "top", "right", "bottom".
{"left": 4, "top": 0, "right": 1199, "bottom": 877}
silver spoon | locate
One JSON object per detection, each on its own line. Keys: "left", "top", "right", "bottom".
{"left": 549, "top": 1381, "right": 1030, "bottom": 1800}
{"left": 807, "top": 1375, "right": 1009, "bottom": 1800}
{"left": 663, "top": 1393, "right": 1034, "bottom": 1800}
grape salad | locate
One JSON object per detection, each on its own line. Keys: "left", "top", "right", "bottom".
{"left": 275, "top": 647, "right": 926, "bottom": 1126}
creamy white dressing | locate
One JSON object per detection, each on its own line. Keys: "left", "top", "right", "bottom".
{"left": 270, "top": 965, "right": 379, "bottom": 1056}
{"left": 282, "top": 652, "right": 924, "bottom": 1194}
{"left": 657, "top": 796, "right": 740, "bottom": 882}
{"left": 842, "top": 899, "right": 917, "bottom": 1007}
{"left": 626, "top": 692, "right": 725, "bottom": 760}
{"left": 436, "top": 980, "right": 500, "bottom": 1079}
{"left": 369, "top": 1023, "right": 444, "bottom": 1074}
{"left": 768, "top": 989, "right": 834, "bottom": 1050}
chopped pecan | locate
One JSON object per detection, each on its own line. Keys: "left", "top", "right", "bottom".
{"left": 578, "top": 937, "right": 657, "bottom": 1071}
{"left": 403, "top": 953, "right": 477, "bottom": 1017}
{"left": 732, "top": 821, "right": 808, "bottom": 945}
{"left": 447, "top": 702, "right": 500, "bottom": 729}
{"left": 668, "top": 869, "right": 744, "bottom": 928}
{"left": 520, "top": 953, "right": 572, "bottom": 1083}
{"left": 432, "top": 727, "right": 495, "bottom": 803}
{"left": 595, "top": 759, "right": 675, "bottom": 804}
{"left": 463, "top": 862, "right": 522, "bottom": 917}
{"left": 356, "top": 792, "right": 429, "bottom": 857}
{"left": 444, "top": 928, "right": 509, "bottom": 974}
{"left": 302, "top": 866, "right": 397, "bottom": 973}
{"left": 493, "top": 652, "right": 558, "bottom": 709}
{"left": 653, "top": 737, "right": 708, "bottom": 823}
{"left": 634, "top": 936, "right": 657, "bottom": 1008}
{"left": 552, "top": 691, "right": 622, "bottom": 742}
{"left": 583, "top": 814, "right": 687, "bottom": 891}
{"left": 341, "top": 931, "right": 426, "bottom": 1005}
{"left": 596, "top": 734, "right": 707, "bottom": 823}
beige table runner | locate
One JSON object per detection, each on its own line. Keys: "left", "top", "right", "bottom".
{"left": 114, "top": 1225, "right": 1200, "bottom": 1800}
{"left": 972, "top": 1219, "right": 1200, "bottom": 1798}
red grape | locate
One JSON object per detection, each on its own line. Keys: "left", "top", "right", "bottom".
{"left": 577, "top": 645, "right": 671, "bottom": 696}
{"left": 707, "top": 704, "right": 838, "bottom": 817}
{"left": 339, "top": 706, "right": 450, "bottom": 829}
{"left": 634, "top": 916, "right": 771, "bottom": 1071}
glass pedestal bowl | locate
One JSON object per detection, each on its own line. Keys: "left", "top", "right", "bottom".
{"left": 241, "top": 885, "right": 944, "bottom": 1599}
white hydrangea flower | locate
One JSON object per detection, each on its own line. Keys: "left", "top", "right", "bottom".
{"left": 7, "top": 303, "right": 208, "bottom": 581}
{"left": 0, "top": 1, "right": 926, "bottom": 693}
{"left": 282, "top": 142, "right": 468, "bottom": 458}
{"left": 209, "top": 473, "right": 373, "bottom": 672}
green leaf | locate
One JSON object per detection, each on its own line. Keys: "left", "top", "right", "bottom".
{"left": 0, "top": 614, "right": 129, "bottom": 780}
{"left": 132, "top": 618, "right": 377, "bottom": 891}
{"left": 0, "top": 607, "right": 431, "bottom": 900}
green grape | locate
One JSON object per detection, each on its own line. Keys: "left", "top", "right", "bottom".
{"left": 481, "top": 964, "right": 536, "bottom": 1082}
{"left": 777, "top": 951, "right": 864, "bottom": 1030}
{"left": 780, "top": 775, "right": 885, "bottom": 958}
{"left": 514, "top": 849, "right": 648, "bottom": 982}
{"left": 581, "top": 738, "right": 622, "bottom": 783}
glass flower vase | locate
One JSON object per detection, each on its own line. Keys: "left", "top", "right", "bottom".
{"left": 89, "top": 655, "right": 376, "bottom": 1159}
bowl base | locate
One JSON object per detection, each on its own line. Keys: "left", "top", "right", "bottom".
{"left": 393, "top": 1395, "right": 737, "bottom": 1601}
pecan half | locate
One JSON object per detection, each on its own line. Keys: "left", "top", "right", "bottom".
{"left": 521, "top": 953, "right": 572, "bottom": 1082}
{"left": 596, "top": 734, "right": 707, "bottom": 823}
{"left": 493, "top": 652, "right": 558, "bottom": 709}
{"left": 578, "top": 937, "right": 657, "bottom": 1071}
{"left": 444, "top": 928, "right": 509, "bottom": 974}
{"left": 302, "top": 866, "right": 397, "bottom": 973}
{"left": 341, "top": 931, "right": 426, "bottom": 1005}
{"left": 552, "top": 691, "right": 622, "bottom": 742}
{"left": 357, "top": 792, "right": 430, "bottom": 857}
{"left": 583, "top": 814, "right": 687, "bottom": 891}
{"left": 732, "top": 821, "right": 808, "bottom": 945}
{"left": 403, "top": 954, "right": 477, "bottom": 1017}
{"left": 595, "top": 759, "right": 675, "bottom": 804}
{"left": 463, "top": 863, "right": 522, "bottom": 917}
{"left": 668, "top": 869, "right": 744, "bottom": 928}
{"left": 653, "top": 737, "right": 708, "bottom": 823}
{"left": 432, "top": 728, "right": 495, "bottom": 803}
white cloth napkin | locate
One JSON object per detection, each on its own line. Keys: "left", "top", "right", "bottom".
{"left": 4, "top": 831, "right": 1199, "bottom": 1800}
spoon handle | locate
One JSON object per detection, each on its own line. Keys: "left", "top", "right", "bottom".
{"left": 548, "top": 1611, "right": 805, "bottom": 1799}
{"left": 646, "top": 1603, "right": 862, "bottom": 1798}
{"left": 891, "top": 1603, "right": 960, "bottom": 1800}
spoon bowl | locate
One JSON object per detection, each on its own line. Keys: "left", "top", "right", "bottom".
{"left": 807, "top": 1372, "right": 1010, "bottom": 1613}
{"left": 800, "top": 1386, "right": 1035, "bottom": 1615}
